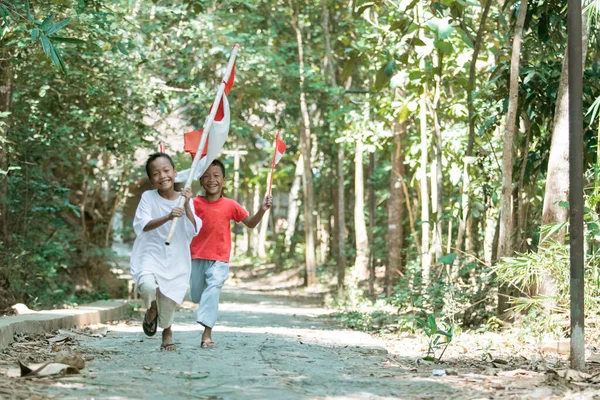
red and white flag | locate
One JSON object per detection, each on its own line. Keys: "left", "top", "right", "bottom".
{"left": 176, "top": 62, "right": 235, "bottom": 183}
{"left": 273, "top": 133, "right": 286, "bottom": 167}
{"left": 268, "top": 131, "right": 286, "bottom": 195}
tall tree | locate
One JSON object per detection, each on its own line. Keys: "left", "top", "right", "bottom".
{"left": 458, "top": 0, "right": 493, "bottom": 257}
{"left": 540, "top": 11, "right": 590, "bottom": 297}
{"left": 0, "top": 49, "right": 11, "bottom": 241}
{"left": 289, "top": 0, "right": 316, "bottom": 286}
{"left": 321, "top": 0, "right": 347, "bottom": 287}
{"left": 417, "top": 2, "right": 431, "bottom": 286}
{"left": 353, "top": 103, "right": 370, "bottom": 281}
{"left": 498, "top": 0, "right": 528, "bottom": 316}
{"left": 541, "top": 13, "right": 590, "bottom": 242}
{"left": 387, "top": 111, "right": 407, "bottom": 296}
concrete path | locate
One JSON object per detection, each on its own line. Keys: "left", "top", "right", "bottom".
{"left": 30, "top": 288, "right": 470, "bottom": 400}
{"left": 0, "top": 300, "right": 128, "bottom": 349}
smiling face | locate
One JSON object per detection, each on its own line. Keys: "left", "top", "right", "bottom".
{"left": 200, "top": 164, "right": 225, "bottom": 198}
{"left": 148, "top": 156, "right": 176, "bottom": 193}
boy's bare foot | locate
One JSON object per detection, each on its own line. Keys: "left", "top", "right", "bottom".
{"left": 160, "top": 326, "right": 176, "bottom": 351}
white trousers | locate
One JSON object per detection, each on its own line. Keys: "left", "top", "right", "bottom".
{"left": 138, "top": 274, "right": 177, "bottom": 329}
{"left": 190, "top": 259, "right": 229, "bottom": 328}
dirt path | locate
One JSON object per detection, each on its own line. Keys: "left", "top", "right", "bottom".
{"left": 1, "top": 288, "right": 465, "bottom": 399}
{"left": 3, "top": 285, "right": 600, "bottom": 399}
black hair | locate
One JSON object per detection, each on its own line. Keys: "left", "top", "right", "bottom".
{"left": 145, "top": 152, "right": 175, "bottom": 178}
{"left": 209, "top": 159, "right": 226, "bottom": 178}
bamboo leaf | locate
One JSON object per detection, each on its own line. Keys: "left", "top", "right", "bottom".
{"left": 46, "top": 18, "right": 72, "bottom": 36}
{"left": 31, "top": 28, "right": 40, "bottom": 41}
{"left": 48, "top": 42, "right": 60, "bottom": 70}
{"left": 0, "top": 4, "right": 9, "bottom": 19}
{"left": 49, "top": 37, "right": 86, "bottom": 45}
{"left": 25, "top": 0, "right": 34, "bottom": 21}
{"left": 41, "top": 13, "right": 56, "bottom": 31}
{"left": 54, "top": 46, "right": 68, "bottom": 74}
{"left": 40, "top": 34, "right": 52, "bottom": 56}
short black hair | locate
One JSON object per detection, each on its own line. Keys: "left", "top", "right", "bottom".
{"left": 209, "top": 159, "right": 226, "bottom": 178}
{"left": 145, "top": 152, "right": 175, "bottom": 178}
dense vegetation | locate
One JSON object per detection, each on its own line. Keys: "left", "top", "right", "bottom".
{"left": 1, "top": 0, "right": 599, "bottom": 343}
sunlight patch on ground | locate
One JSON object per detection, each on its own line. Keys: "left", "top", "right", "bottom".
{"left": 180, "top": 300, "right": 330, "bottom": 317}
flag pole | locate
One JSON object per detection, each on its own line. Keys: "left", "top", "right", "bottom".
{"left": 267, "top": 130, "right": 280, "bottom": 197}
{"left": 165, "top": 43, "right": 240, "bottom": 245}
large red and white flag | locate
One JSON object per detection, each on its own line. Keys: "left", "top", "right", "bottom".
{"left": 175, "top": 63, "right": 235, "bottom": 183}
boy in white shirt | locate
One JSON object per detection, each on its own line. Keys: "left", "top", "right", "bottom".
{"left": 130, "top": 152, "right": 202, "bottom": 351}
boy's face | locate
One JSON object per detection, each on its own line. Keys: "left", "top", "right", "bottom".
{"left": 148, "top": 156, "right": 176, "bottom": 191}
{"left": 200, "top": 164, "right": 225, "bottom": 196}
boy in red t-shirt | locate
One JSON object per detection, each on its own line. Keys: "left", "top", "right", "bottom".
{"left": 190, "top": 159, "right": 272, "bottom": 348}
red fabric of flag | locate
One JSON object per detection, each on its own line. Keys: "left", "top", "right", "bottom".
{"left": 273, "top": 135, "right": 286, "bottom": 166}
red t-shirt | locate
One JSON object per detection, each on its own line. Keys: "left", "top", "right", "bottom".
{"left": 190, "top": 196, "right": 249, "bottom": 262}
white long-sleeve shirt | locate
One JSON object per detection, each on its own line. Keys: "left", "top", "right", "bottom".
{"left": 130, "top": 190, "right": 202, "bottom": 304}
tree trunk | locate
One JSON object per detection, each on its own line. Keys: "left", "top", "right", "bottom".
{"left": 0, "top": 48, "right": 12, "bottom": 242}
{"left": 368, "top": 151, "right": 376, "bottom": 295}
{"left": 258, "top": 208, "right": 269, "bottom": 259}
{"left": 289, "top": 1, "right": 316, "bottom": 286}
{"left": 418, "top": 70, "right": 431, "bottom": 286}
{"left": 336, "top": 147, "right": 347, "bottom": 287}
{"left": 232, "top": 148, "right": 242, "bottom": 256}
{"left": 430, "top": 97, "right": 443, "bottom": 265}
{"left": 498, "top": 0, "right": 528, "bottom": 317}
{"left": 321, "top": 0, "right": 347, "bottom": 287}
{"left": 516, "top": 117, "right": 531, "bottom": 252}
{"left": 285, "top": 156, "right": 303, "bottom": 253}
{"left": 353, "top": 97, "right": 371, "bottom": 281}
{"left": 540, "top": 10, "right": 590, "bottom": 297}
{"left": 104, "top": 168, "right": 129, "bottom": 249}
{"left": 251, "top": 180, "right": 260, "bottom": 257}
{"left": 317, "top": 213, "right": 329, "bottom": 264}
{"left": 458, "top": 0, "right": 493, "bottom": 258}
{"left": 387, "top": 117, "right": 407, "bottom": 297}
{"left": 353, "top": 137, "right": 370, "bottom": 281}
{"left": 542, "top": 13, "right": 590, "bottom": 238}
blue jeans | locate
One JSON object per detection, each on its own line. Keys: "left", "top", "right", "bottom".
{"left": 190, "top": 259, "right": 229, "bottom": 328}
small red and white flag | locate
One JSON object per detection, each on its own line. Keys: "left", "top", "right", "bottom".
{"left": 176, "top": 60, "right": 235, "bottom": 183}
{"left": 268, "top": 131, "right": 286, "bottom": 195}
{"left": 273, "top": 133, "right": 286, "bottom": 166}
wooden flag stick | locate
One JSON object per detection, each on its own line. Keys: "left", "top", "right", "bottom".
{"left": 165, "top": 44, "right": 240, "bottom": 245}
{"left": 267, "top": 131, "right": 280, "bottom": 197}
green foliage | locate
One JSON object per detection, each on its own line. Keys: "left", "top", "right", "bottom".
{"left": 493, "top": 192, "right": 600, "bottom": 337}
{"left": 417, "top": 314, "right": 454, "bottom": 362}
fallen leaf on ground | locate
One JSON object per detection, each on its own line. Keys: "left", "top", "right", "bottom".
{"left": 9, "top": 360, "right": 79, "bottom": 377}
{"left": 497, "top": 369, "right": 539, "bottom": 377}
{"left": 88, "top": 325, "right": 109, "bottom": 337}
{"left": 548, "top": 368, "right": 592, "bottom": 382}
{"left": 47, "top": 335, "right": 71, "bottom": 344}
{"left": 11, "top": 303, "right": 35, "bottom": 315}
{"left": 54, "top": 351, "right": 85, "bottom": 369}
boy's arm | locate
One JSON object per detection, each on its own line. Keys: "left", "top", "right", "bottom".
{"left": 181, "top": 187, "right": 197, "bottom": 230}
{"left": 143, "top": 208, "right": 184, "bottom": 232}
{"left": 241, "top": 195, "right": 273, "bottom": 229}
